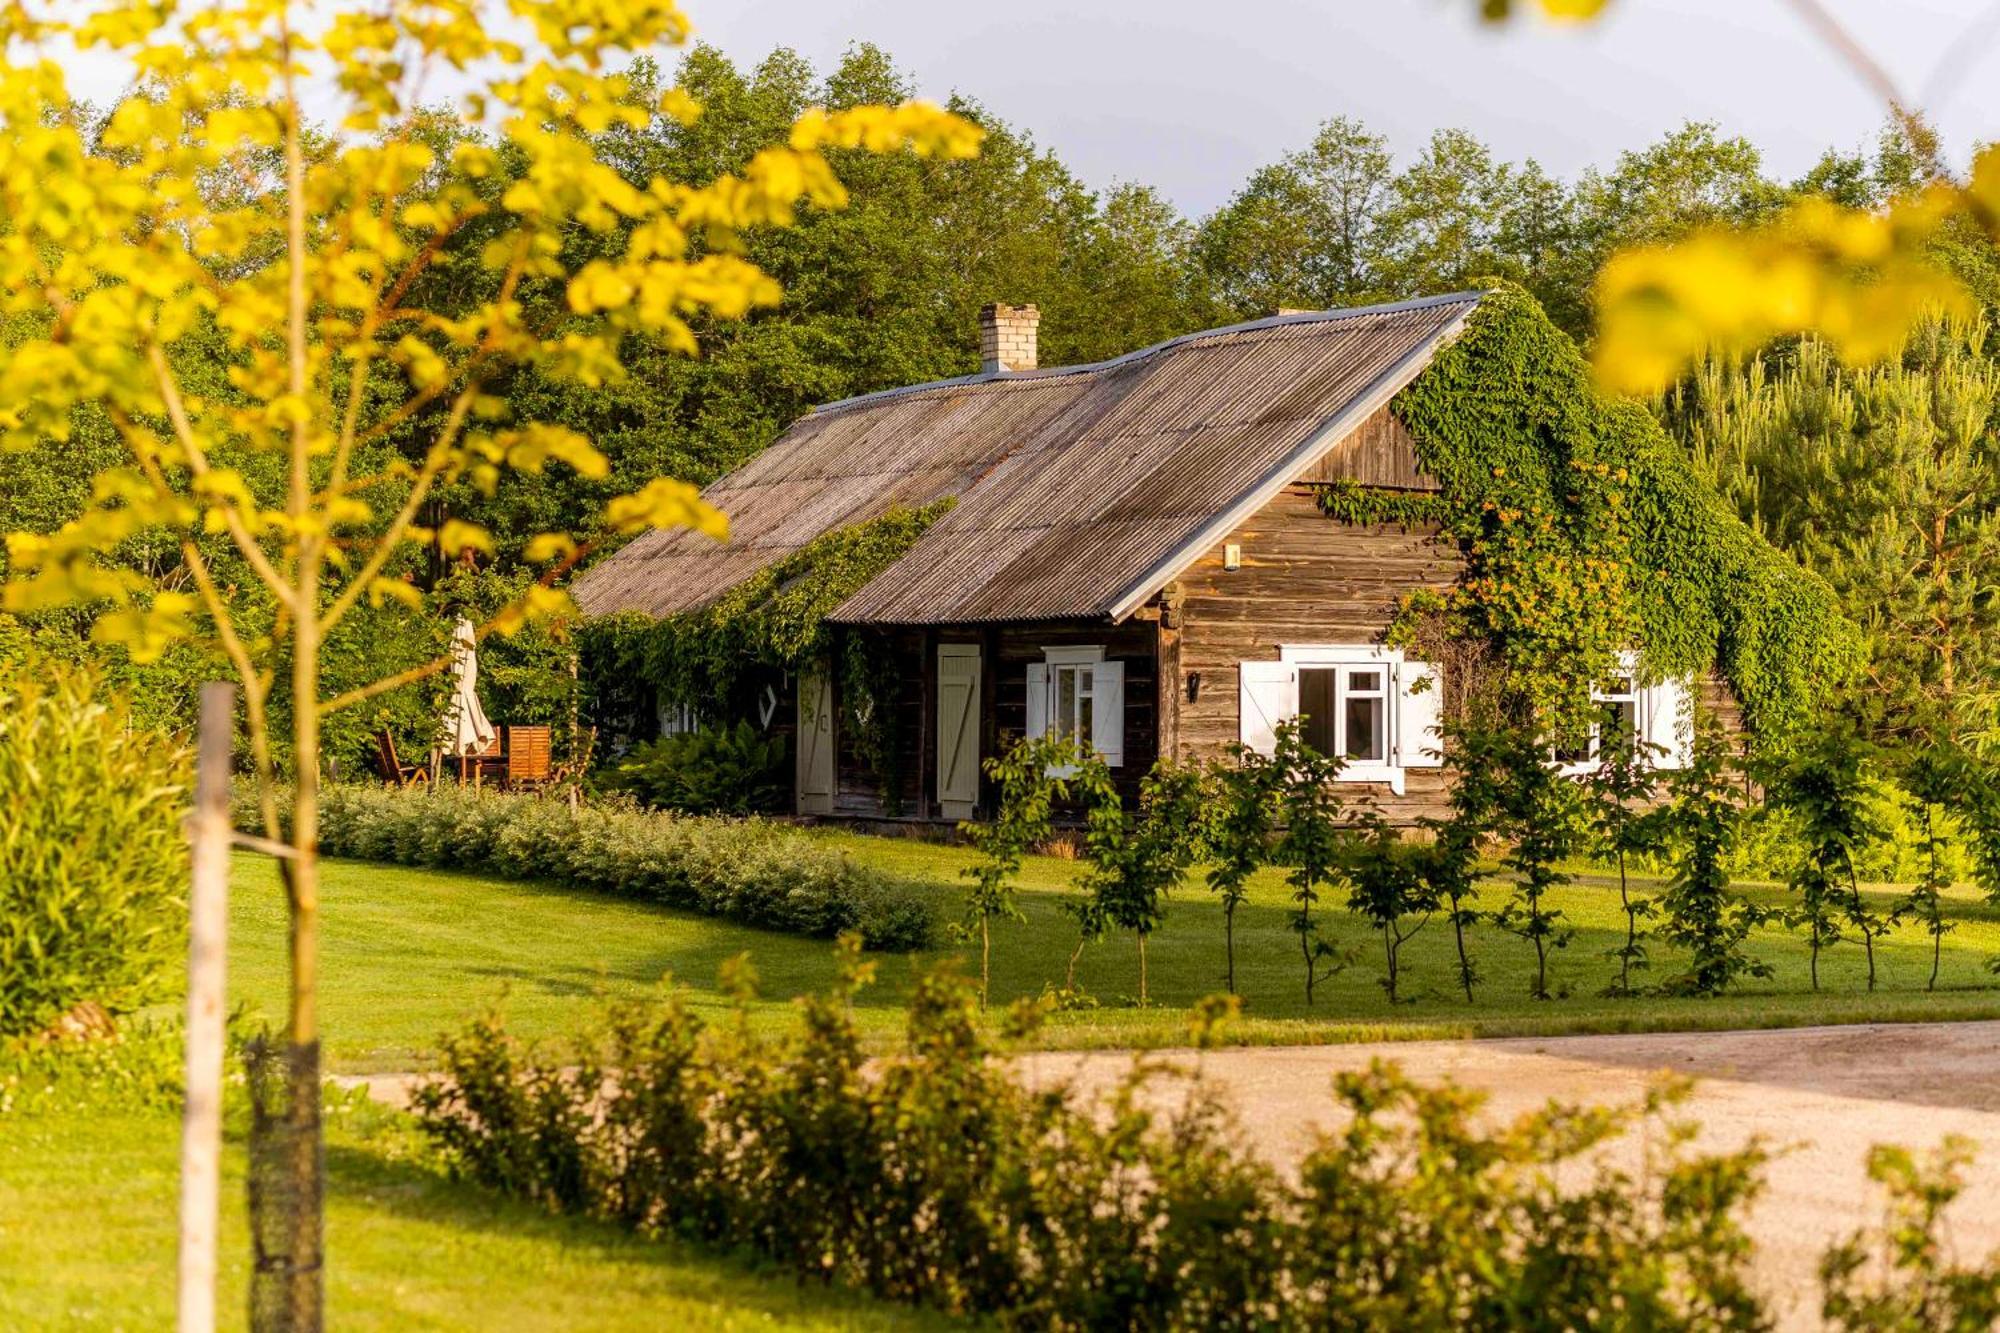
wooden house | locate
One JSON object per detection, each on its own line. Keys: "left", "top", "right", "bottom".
{"left": 574, "top": 293, "right": 1756, "bottom": 825}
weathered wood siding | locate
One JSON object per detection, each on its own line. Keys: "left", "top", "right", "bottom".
{"left": 1293, "top": 405, "right": 1439, "bottom": 491}
{"left": 1170, "top": 484, "right": 1465, "bottom": 823}
{"left": 817, "top": 621, "right": 1160, "bottom": 821}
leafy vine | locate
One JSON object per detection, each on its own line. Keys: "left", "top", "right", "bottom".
{"left": 578, "top": 499, "right": 953, "bottom": 798}
{"left": 1356, "top": 283, "right": 1861, "bottom": 742}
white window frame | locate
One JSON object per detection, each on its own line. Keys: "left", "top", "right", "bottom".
{"left": 1557, "top": 651, "right": 1691, "bottom": 775}
{"left": 1278, "top": 644, "right": 1407, "bottom": 789}
{"left": 1027, "top": 645, "right": 1124, "bottom": 773}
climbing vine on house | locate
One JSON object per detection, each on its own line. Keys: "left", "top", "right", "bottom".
{"left": 1347, "top": 283, "right": 1861, "bottom": 741}
{"left": 578, "top": 500, "right": 952, "bottom": 794}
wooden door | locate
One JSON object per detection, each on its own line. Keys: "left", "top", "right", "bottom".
{"left": 936, "top": 644, "right": 982, "bottom": 821}
{"left": 796, "top": 671, "right": 834, "bottom": 815}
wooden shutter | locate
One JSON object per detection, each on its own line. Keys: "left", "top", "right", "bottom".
{"left": 1392, "top": 660, "right": 1444, "bottom": 768}
{"left": 936, "top": 645, "right": 982, "bottom": 817}
{"left": 1238, "top": 661, "right": 1297, "bottom": 757}
{"left": 1092, "top": 660, "right": 1125, "bottom": 767}
{"left": 796, "top": 671, "right": 835, "bottom": 814}
{"left": 1025, "top": 662, "right": 1049, "bottom": 741}
{"left": 1645, "top": 675, "right": 1692, "bottom": 769}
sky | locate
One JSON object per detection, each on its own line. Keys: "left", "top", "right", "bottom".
{"left": 681, "top": 0, "right": 2000, "bottom": 215}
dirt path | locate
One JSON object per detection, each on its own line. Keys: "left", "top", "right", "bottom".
{"left": 1021, "top": 1021, "right": 2000, "bottom": 1330}
{"left": 353, "top": 1020, "right": 2000, "bottom": 1329}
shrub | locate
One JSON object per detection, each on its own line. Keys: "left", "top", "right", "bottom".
{"left": 1821, "top": 1137, "right": 2000, "bottom": 1330}
{"left": 0, "top": 662, "right": 189, "bottom": 1036}
{"left": 416, "top": 949, "right": 1774, "bottom": 1330}
{"left": 604, "top": 721, "right": 788, "bottom": 815}
{"left": 302, "top": 784, "right": 936, "bottom": 950}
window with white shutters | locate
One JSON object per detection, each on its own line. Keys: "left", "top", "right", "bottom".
{"left": 1026, "top": 646, "right": 1124, "bottom": 769}
{"left": 1238, "top": 646, "right": 1443, "bottom": 795}
{"left": 1557, "top": 652, "right": 1692, "bottom": 774}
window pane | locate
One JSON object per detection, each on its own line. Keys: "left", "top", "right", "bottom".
{"left": 1345, "top": 694, "right": 1385, "bottom": 762}
{"left": 1606, "top": 698, "right": 1638, "bottom": 753}
{"left": 1348, "top": 668, "right": 1383, "bottom": 694}
{"left": 1057, "top": 666, "right": 1078, "bottom": 739}
{"left": 1299, "top": 668, "right": 1337, "bottom": 758}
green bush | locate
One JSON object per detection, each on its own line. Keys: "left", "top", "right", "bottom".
{"left": 0, "top": 663, "right": 189, "bottom": 1036}
{"left": 605, "top": 721, "right": 788, "bottom": 815}
{"left": 416, "top": 948, "right": 1772, "bottom": 1329}
{"left": 303, "top": 784, "right": 935, "bottom": 950}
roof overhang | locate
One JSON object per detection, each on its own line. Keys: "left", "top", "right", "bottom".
{"left": 1100, "top": 295, "right": 1478, "bottom": 623}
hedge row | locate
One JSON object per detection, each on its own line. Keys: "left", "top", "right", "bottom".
{"left": 272, "top": 785, "right": 937, "bottom": 951}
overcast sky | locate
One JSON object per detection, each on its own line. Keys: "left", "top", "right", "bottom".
{"left": 683, "top": 0, "right": 2000, "bottom": 215}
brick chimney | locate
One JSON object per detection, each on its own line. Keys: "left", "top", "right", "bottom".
{"left": 979, "top": 302, "right": 1039, "bottom": 374}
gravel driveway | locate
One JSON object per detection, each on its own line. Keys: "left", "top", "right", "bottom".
{"left": 1021, "top": 1021, "right": 2000, "bottom": 1330}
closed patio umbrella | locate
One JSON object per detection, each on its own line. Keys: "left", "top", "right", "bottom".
{"left": 441, "top": 617, "right": 495, "bottom": 771}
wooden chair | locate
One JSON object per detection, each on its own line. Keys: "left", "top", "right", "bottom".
{"left": 375, "top": 731, "right": 428, "bottom": 788}
{"left": 501, "top": 725, "right": 552, "bottom": 788}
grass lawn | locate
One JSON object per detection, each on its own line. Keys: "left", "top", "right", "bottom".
{"left": 0, "top": 1096, "right": 951, "bottom": 1332}
{"left": 224, "top": 835, "right": 2000, "bottom": 1075}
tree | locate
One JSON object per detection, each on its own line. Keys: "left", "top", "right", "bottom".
{"left": 1426, "top": 709, "right": 1511, "bottom": 1003}
{"left": 1077, "top": 756, "right": 1206, "bottom": 1006}
{"left": 1491, "top": 720, "right": 1581, "bottom": 1001}
{"left": 1669, "top": 325, "right": 2000, "bottom": 752}
{"left": 0, "top": 4, "right": 977, "bottom": 1324}
{"left": 1342, "top": 815, "right": 1437, "bottom": 1005}
{"left": 1196, "top": 115, "right": 1394, "bottom": 315}
{"left": 1582, "top": 732, "right": 1666, "bottom": 997}
{"left": 1658, "top": 715, "right": 1771, "bottom": 997}
{"left": 1380, "top": 128, "right": 1516, "bottom": 297}
{"left": 1272, "top": 720, "right": 1352, "bottom": 1005}
{"left": 1202, "top": 743, "right": 1283, "bottom": 996}
{"left": 1895, "top": 791, "right": 1956, "bottom": 993}
{"left": 958, "top": 733, "right": 1077, "bottom": 1008}
{"left": 1758, "top": 719, "right": 1889, "bottom": 991}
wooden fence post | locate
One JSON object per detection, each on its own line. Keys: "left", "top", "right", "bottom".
{"left": 180, "top": 682, "right": 234, "bottom": 1333}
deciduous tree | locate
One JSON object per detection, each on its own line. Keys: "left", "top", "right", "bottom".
{"left": 0, "top": 4, "right": 976, "bottom": 1324}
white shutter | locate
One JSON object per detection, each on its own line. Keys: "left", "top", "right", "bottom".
{"left": 1238, "top": 661, "right": 1298, "bottom": 757}
{"left": 1393, "top": 659, "right": 1444, "bottom": 768}
{"left": 1025, "top": 662, "right": 1049, "bottom": 741}
{"left": 1645, "top": 675, "right": 1692, "bottom": 769}
{"left": 1092, "top": 660, "right": 1125, "bottom": 767}
{"left": 937, "top": 645, "right": 982, "bottom": 809}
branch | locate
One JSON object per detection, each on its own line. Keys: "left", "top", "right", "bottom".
{"left": 119, "top": 377, "right": 297, "bottom": 611}
{"left": 317, "top": 380, "right": 482, "bottom": 636}
{"left": 320, "top": 537, "right": 597, "bottom": 716}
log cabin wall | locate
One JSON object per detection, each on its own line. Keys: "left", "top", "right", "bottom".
{"left": 829, "top": 627, "right": 927, "bottom": 820}
{"left": 988, "top": 620, "right": 1160, "bottom": 810}
{"left": 821, "top": 620, "right": 1160, "bottom": 822}
{"left": 1170, "top": 484, "right": 1465, "bottom": 824}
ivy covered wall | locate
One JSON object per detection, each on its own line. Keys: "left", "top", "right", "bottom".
{"left": 1381, "top": 284, "right": 1862, "bottom": 739}
{"left": 576, "top": 500, "right": 951, "bottom": 756}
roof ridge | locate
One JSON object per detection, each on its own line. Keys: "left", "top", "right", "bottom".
{"left": 805, "top": 290, "right": 1488, "bottom": 419}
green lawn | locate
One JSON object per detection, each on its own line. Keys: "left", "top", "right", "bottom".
{"left": 224, "top": 835, "right": 2000, "bottom": 1075}
{"left": 0, "top": 1099, "right": 950, "bottom": 1331}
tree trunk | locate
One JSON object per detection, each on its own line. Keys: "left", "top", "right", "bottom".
{"left": 1452, "top": 898, "right": 1474, "bottom": 1003}
{"left": 1299, "top": 897, "right": 1315, "bottom": 1006}
{"left": 179, "top": 684, "right": 233, "bottom": 1333}
{"left": 1617, "top": 850, "right": 1634, "bottom": 995}
{"left": 1848, "top": 863, "right": 1876, "bottom": 993}
{"left": 252, "top": 618, "right": 323, "bottom": 1331}
{"left": 1382, "top": 925, "right": 1397, "bottom": 1005}
{"left": 1224, "top": 903, "right": 1237, "bottom": 996}
{"left": 980, "top": 915, "right": 990, "bottom": 1010}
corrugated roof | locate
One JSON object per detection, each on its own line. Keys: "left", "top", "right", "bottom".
{"left": 571, "top": 292, "right": 1483, "bottom": 624}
